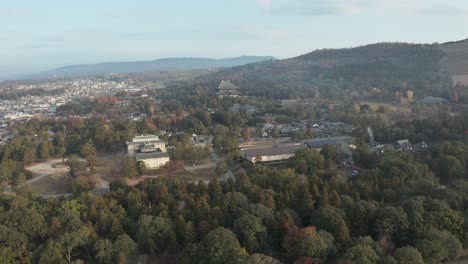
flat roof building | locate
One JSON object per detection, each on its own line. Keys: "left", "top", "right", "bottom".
{"left": 304, "top": 136, "right": 355, "bottom": 150}
{"left": 241, "top": 143, "right": 307, "bottom": 164}
{"left": 127, "top": 135, "right": 169, "bottom": 169}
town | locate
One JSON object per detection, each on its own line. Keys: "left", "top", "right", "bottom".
{"left": 1, "top": 5, "right": 468, "bottom": 261}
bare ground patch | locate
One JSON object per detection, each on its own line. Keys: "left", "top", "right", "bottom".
{"left": 95, "top": 152, "right": 124, "bottom": 182}
{"left": 27, "top": 173, "right": 72, "bottom": 195}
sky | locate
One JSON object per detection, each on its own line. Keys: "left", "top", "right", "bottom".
{"left": 1, "top": 0, "right": 468, "bottom": 78}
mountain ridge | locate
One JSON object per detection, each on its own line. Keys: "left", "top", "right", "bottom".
{"left": 23, "top": 56, "right": 276, "bottom": 79}
{"left": 201, "top": 40, "right": 468, "bottom": 101}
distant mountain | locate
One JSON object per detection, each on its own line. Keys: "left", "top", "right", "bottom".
{"left": 204, "top": 40, "right": 468, "bottom": 100}
{"left": 25, "top": 56, "right": 276, "bottom": 79}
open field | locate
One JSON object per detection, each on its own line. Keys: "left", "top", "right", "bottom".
{"left": 27, "top": 173, "right": 72, "bottom": 195}
{"left": 24, "top": 158, "right": 72, "bottom": 194}
{"left": 95, "top": 152, "right": 123, "bottom": 182}
{"left": 26, "top": 158, "right": 70, "bottom": 177}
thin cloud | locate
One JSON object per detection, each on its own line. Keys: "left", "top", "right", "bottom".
{"left": 257, "top": 0, "right": 273, "bottom": 8}
{"left": 265, "top": 0, "right": 468, "bottom": 16}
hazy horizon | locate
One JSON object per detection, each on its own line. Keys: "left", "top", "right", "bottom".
{"left": 2, "top": 0, "right": 468, "bottom": 78}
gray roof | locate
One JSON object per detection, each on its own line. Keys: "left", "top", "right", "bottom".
{"left": 304, "top": 136, "right": 355, "bottom": 149}
{"left": 218, "top": 80, "right": 239, "bottom": 90}
{"left": 136, "top": 152, "right": 170, "bottom": 159}
{"left": 229, "top": 104, "right": 258, "bottom": 113}
{"left": 420, "top": 96, "right": 447, "bottom": 104}
{"left": 126, "top": 139, "right": 164, "bottom": 146}
{"left": 241, "top": 143, "right": 307, "bottom": 158}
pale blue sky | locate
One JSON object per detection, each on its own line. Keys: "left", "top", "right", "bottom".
{"left": 1, "top": 0, "right": 468, "bottom": 77}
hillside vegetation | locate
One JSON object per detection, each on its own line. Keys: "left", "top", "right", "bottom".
{"left": 207, "top": 41, "right": 467, "bottom": 101}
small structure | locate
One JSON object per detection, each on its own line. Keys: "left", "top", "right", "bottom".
{"left": 395, "top": 139, "right": 413, "bottom": 151}
{"left": 217, "top": 80, "right": 240, "bottom": 98}
{"left": 240, "top": 143, "right": 307, "bottom": 164}
{"left": 229, "top": 104, "right": 257, "bottom": 114}
{"left": 279, "top": 99, "right": 299, "bottom": 108}
{"left": 127, "top": 135, "right": 169, "bottom": 169}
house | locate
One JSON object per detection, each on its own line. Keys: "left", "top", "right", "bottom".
{"left": 395, "top": 139, "right": 413, "bottom": 151}
{"left": 240, "top": 143, "right": 307, "bottom": 164}
{"left": 127, "top": 135, "right": 169, "bottom": 169}
{"left": 216, "top": 80, "right": 240, "bottom": 98}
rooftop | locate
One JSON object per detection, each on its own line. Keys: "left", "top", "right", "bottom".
{"left": 218, "top": 80, "right": 239, "bottom": 90}
{"left": 136, "top": 152, "right": 170, "bottom": 160}
{"left": 303, "top": 136, "right": 355, "bottom": 149}
{"left": 241, "top": 143, "right": 307, "bottom": 158}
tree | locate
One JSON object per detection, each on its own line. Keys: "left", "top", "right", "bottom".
{"left": 193, "top": 228, "right": 248, "bottom": 264}
{"left": 136, "top": 160, "right": 146, "bottom": 176}
{"left": 93, "top": 239, "right": 114, "bottom": 263}
{"left": 247, "top": 254, "right": 282, "bottom": 264}
{"left": 66, "top": 155, "right": 80, "bottom": 178}
{"left": 291, "top": 149, "right": 325, "bottom": 174}
{"left": 415, "top": 230, "right": 462, "bottom": 264}
{"left": 394, "top": 246, "right": 423, "bottom": 264}
{"left": 38, "top": 141, "right": 53, "bottom": 160}
{"left": 311, "top": 206, "right": 349, "bottom": 242}
{"left": 216, "top": 160, "right": 229, "bottom": 176}
{"left": 233, "top": 214, "right": 268, "bottom": 253}
{"left": 432, "top": 155, "right": 464, "bottom": 183}
{"left": 284, "top": 226, "right": 335, "bottom": 261}
{"left": 113, "top": 234, "right": 138, "bottom": 263}
{"left": 121, "top": 157, "right": 137, "bottom": 178}
{"left": 244, "top": 127, "right": 252, "bottom": 143}
{"left": 39, "top": 240, "right": 68, "bottom": 264}
{"left": 80, "top": 143, "right": 96, "bottom": 171}
{"left": 0, "top": 224, "right": 30, "bottom": 263}
{"left": 342, "top": 244, "right": 379, "bottom": 264}
{"left": 372, "top": 206, "right": 408, "bottom": 246}
{"left": 54, "top": 132, "right": 67, "bottom": 161}
{"left": 58, "top": 226, "right": 92, "bottom": 263}
{"left": 135, "top": 215, "right": 174, "bottom": 255}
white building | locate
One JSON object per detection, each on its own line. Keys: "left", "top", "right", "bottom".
{"left": 127, "top": 135, "right": 166, "bottom": 156}
{"left": 127, "top": 135, "right": 169, "bottom": 169}
{"left": 136, "top": 152, "right": 170, "bottom": 169}
{"left": 241, "top": 143, "right": 307, "bottom": 164}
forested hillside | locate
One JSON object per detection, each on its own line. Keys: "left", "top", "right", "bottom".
{"left": 206, "top": 42, "right": 467, "bottom": 101}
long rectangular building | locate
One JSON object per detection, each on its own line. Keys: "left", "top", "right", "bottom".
{"left": 303, "top": 136, "right": 355, "bottom": 150}
{"left": 241, "top": 143, "right": 307, "bottom": 164}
